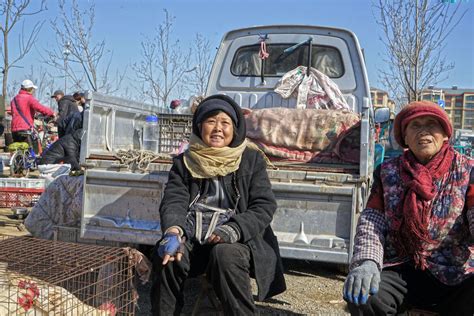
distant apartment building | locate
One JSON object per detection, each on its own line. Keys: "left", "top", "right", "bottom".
{"left": 421, "top": 86, "right": 474, "bottom": 130}
{"left": 370, "top": 88, "right": 396, "bottom": 113}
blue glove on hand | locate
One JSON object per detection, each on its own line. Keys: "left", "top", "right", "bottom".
{"left": 157, "top": 232, "right": 184, "bottom": 258}
{"left": 343, "top": 260, "right": 380, "bottom": 305}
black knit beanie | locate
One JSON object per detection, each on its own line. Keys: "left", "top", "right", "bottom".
{"left": 192, "top": 94, "right": 246, "bottom": 148}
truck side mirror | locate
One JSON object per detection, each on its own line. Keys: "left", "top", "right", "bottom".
{"left": 374, "top": 107, "right": 390, "bottom": 124}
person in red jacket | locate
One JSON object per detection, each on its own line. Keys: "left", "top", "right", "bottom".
{"left": 11, "top": 79, "right": 56, "bottom": 153}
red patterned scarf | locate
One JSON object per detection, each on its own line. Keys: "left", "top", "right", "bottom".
{"left": 394, "top": 142, "right": 454, "bottom": 269}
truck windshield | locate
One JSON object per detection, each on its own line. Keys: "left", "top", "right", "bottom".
{"left": 231, "top": 44, "right": 344, "bottom": 78}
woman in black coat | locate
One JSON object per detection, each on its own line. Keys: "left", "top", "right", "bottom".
{"left": 151, "top": 95, "right": 286, "bottom": 315}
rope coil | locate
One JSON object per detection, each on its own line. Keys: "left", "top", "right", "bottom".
{"left": 114, "top": 149, "right": 170, "bottom": 172}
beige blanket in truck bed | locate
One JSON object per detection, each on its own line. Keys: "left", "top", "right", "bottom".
{"left": 244, "top": 108, "right": 361, "bottom": 163}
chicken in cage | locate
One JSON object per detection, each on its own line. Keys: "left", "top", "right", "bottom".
{"left": 0, "top": 235, "right": 146, "bottom": 315}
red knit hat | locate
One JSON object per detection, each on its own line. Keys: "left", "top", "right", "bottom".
{"left": 393, "top": 101, "right": 452, "bottom": 148}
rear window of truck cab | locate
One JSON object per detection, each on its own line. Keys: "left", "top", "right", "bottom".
{"left": 230, "top": 44, "right": 344, "bottom": 78}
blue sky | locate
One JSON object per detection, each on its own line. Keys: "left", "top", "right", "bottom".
{"left": 7, "top": 0, "right": 474, "bottom": 100}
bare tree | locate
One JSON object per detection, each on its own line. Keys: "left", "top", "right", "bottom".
{"left": 0, "top": 0, "right": 46, "bottom": 117}
{"left": 24, "top": 66, "right": 55, "bottom": 104}
{"left": 133, "top": 10, "right": 193, "bottom": 110}
{"left": 7, "top": 66, "right": 55, "bottom": 107}
{"left": 189, "top": 33, "right": 214, "bottom": 96}
{"left": 374, "top": 0, "right": 466, "bottom": 108}
{"left": 42, "top": 0, "right": 124, "bottom": 94}
{"left": 6, "top": 77, "right": 19, "bottom": 101}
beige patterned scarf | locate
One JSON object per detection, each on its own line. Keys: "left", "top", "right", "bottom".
{"left": 184, "top": 134, "right": 248, "bottom": 179}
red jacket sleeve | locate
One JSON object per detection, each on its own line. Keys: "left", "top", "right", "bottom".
{"left": 30, "top": 97, "right": 55, "bottom": 117}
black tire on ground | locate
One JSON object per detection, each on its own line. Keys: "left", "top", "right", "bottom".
{"left": 10, "top": 151, "right": 29, "bottom": 177}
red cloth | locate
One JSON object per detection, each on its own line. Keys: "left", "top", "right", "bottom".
{"left": 366, "top": 171, "right": 384, "bottom": 211}
{"left": 393, "top": 142, "right": 454, "bottom": 269}
{"left": 394, "top": 101, "right": 452, "bottom": 148}
{"left": 466, "top": 183, "right": 474, "bottom": 208}
{"left": 170, "top": 99, "right": 181, "bottom": 109}
{"left": 10, "top": 90, "right": 55, "bottom": 132}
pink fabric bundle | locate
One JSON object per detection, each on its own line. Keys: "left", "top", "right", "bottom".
{"left": 244, "top": 107, "right": 360, "bottom": 163}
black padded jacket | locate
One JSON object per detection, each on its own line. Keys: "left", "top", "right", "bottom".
{"left": 39, "top": 129, "right": 82, "bottom": 170}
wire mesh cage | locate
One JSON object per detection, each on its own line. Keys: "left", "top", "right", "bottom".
{"left": 0, "top": 234, "right": 137, "bottom": 315}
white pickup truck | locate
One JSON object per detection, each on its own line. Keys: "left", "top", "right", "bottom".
{"left": 78, "top": 25, "right": 376, "bottom": 266}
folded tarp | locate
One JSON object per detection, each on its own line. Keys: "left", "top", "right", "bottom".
{"left": 25, "top": 175, "right": 84, "bottom": 240}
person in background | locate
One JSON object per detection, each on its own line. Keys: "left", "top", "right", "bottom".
{"left": 52, "top": 89, "right": 79, "bottom": 138}
{"left": 60, "top": 111, "right": 83, "bottom": 137}
{"left": 170, "top": 99, "right": 192, "bottom": 114}
{"left": 151, "top": 94, "right": 286, "bottom": 315}
{"left": 344, "top": 101, "right": 474, "bottom": 315}
{"left": 51, "top": 90, "right": 78, "bottom": 121}
{"left": 38, "top": 128, "right": 83, "bottom": 171}
{"left": 56, "top": 92, "right": 86, "bottom": 139}
{"left": 11, "top": 80, "right": 56, "bottom": 153}
{"left": 73, "top": 92, "right": 86, "bottom": 112}
{"left": 70, "top": 92, "right": 87, "bottom": 136}
{"left": 170, "top": 99, "right": 181, "bottom": 113}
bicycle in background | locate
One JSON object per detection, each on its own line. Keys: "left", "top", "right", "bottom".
{"left": 8, "top": 115, "right": 57, "bottom": 177}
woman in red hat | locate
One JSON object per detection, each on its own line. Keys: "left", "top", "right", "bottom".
{"left": 344, "top": 101, "right": 474, "bottom": 315}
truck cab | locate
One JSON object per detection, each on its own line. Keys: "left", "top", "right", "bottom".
{"left": 208, "top": 25, "right": 373, "bottom": 176}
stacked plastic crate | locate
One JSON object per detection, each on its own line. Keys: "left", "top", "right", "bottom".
{"left": 0, "top": 178, "right": 45, "bottom": 208}
{"left": 157, "top": 113, "right": 193, "bottom": 154}
{"left": 0, "top": 153, "right": 10, "bottom": 174}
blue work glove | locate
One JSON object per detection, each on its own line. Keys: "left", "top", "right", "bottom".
{"left": 157, "top": 232, "right": 185, "bottom": 262}
{"left": 343, "top": 260, "right": 380, "bottom": 305}
{"left": 208, "top": 223, "right": 241, "bottom": 244}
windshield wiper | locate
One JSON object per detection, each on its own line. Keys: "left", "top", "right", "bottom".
{"left": 280, "top": 37, "right": 313, "bottom": 76}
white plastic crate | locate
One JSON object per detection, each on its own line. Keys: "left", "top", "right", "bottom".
{"left": 0, "top": 177, "right": 45, "bottom": 189}
{"left": 157, "top": 113, "right": 193, "bottom": 153}
{"left": 0, "top": 153, "right": 11, "bottom": 167}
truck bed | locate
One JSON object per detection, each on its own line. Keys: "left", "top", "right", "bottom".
{"left": 81, "top": 154, "right": 363, "bottom": 266}
{"left": 86, "top": 155, "right": 359, "bottom": 175}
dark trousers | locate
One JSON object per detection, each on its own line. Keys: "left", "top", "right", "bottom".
{"left": 12, "top": 131, "right": 39, "bottom": 154}
{"left": 348, "top": 263, "right": 474, "bottom": 316}
{"left": 150, "top": 241, "right": 255, "bottom": 316}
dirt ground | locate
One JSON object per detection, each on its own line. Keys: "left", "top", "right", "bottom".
{"left": 135, "top": 258, "right": 349, "bottom": 316}
{"left": 0, "top": 208, "right": 30, "bottom": 236}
